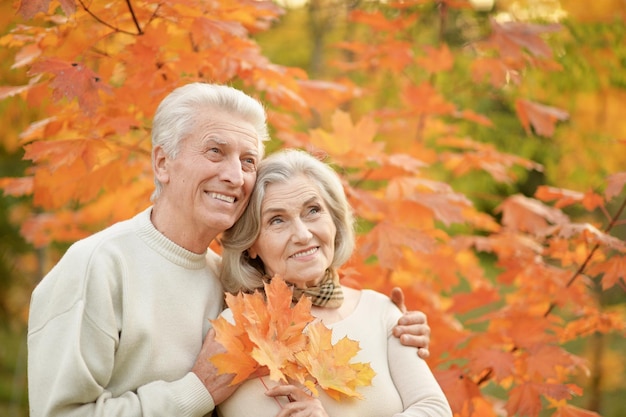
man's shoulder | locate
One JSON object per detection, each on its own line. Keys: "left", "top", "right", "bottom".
{"left": 66, "top": 210, "right": 146, "bottom": 254}
{"left": 36, "top": 213, "right": 142, "bottom": 287}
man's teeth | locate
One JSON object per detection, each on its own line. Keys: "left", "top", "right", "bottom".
{"left": 292, "top": 248, "right": 317, "bottom": 258}
{"left": 209, "top": 192, "right": 235, "bottom": 203}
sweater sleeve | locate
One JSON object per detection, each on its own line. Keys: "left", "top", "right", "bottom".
{"left": 384, "top": 303, "right": 453, "bottom": 417}
{"left": 27, "top": 241, "right": 216, "bottom": 417}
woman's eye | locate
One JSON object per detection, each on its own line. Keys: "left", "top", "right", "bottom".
{"left": 269, "top": 217, "right": 283, "bottom": 225}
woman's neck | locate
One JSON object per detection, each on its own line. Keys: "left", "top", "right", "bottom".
{"left": 310, "top": 286, "right": 361, "bottom": 325}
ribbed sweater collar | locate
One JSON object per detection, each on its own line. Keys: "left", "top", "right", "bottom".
{"left": 134, "top": 207, "right": 208, "bottom": 270}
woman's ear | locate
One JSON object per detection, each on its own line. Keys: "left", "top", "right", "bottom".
{"left": 247, "top": 247, "right": 258, "bottom": 259}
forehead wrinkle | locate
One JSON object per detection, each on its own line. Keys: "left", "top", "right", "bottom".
{"left": 261, "top": 187, "right": 321, "bottom": 217}
{"left": 193, "top": 115, "right": 260, "bottom": 146}
{"left": 197, "top": 132, "right": 260, "bottom": 158}
{"left": 200, "top": 116, "right": 260, "bottom": 136}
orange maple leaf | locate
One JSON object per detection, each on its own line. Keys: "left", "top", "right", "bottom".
{"left": 349, "top": 9, "right": 415, "bottom": 33}
{"left": 210, "top": 276, "right": 311, "bottom": 384}
{"left": 535, "top": 186, "right": 605, "bottom": 211}
{"left": 435, "top": 366, "right": 482, "bottom": 415}
{"left": 505, "top": 382, "right": 543, "bottom": 417}
{"left": 210, "top": 308, "right": 259, "bottom": 385}
{"left": 210, "top": 276, "right": 375, "bottom": 399}
{"left": 549, "top": 402, "right": 602, "bottom": 417}
{"left": 467, "top": 347, "right": 515, "bottom": 382}
{"left": 515, "top": 99, "right": 569, "bottom": 138}
{"left": 308, "top": 110, "right": 384, "bottom": 168}
{"left": 437, "top": 136, "right": 543, "bottom": 183}
{"left": 587, "top": 255, "right": 626, "bottom": 290}
{"left": 359, "top": 220, "right": 436, "bottom": 269}
{"left": 416, "top": 44, "right": 454, "bottom": 74}
{"left": 496, "top": 195, "right": 569, "bottom": 234}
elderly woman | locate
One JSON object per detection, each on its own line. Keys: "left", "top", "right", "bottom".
{"left": 217, "top": 149, "right": 452, "bottom": 417}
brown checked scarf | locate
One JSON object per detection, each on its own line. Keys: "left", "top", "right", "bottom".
{"left": 289, "top": 268, "right": 344, "bottom": 309}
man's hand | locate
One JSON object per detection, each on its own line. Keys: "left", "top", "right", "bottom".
{"left": 390, "top": 287, "right": 431, "bottom": 359}
{"left": 191, "top": 328, "right": 239, "bottom": 405}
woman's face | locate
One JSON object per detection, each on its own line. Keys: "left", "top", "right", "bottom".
{"left": 249, "top": 175, "right": 337, "bottom": 288}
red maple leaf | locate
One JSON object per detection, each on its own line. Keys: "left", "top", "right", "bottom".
{"left": 605, "top": 171, "right": 626, "bottom": 200}
{"left": 28, "top": 58, "right": 112, "bottom": 115}
{"left": 18, "top": 0, "right": 75, "bottom": 19}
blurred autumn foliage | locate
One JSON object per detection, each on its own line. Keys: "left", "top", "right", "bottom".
{"left": 1, "top": 0, "right": 625, "bottom": 416}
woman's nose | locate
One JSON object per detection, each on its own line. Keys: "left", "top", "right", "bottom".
{"left": 291, "top": 219, "right": 313, "bottom": 242}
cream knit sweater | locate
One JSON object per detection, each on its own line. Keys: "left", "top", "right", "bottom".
{"left": 28, "top": 207, "right": 223, "bottom": 417}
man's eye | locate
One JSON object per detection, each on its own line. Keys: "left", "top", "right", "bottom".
{"left": 242, "top": 158, "right": 257, "bottom": 170}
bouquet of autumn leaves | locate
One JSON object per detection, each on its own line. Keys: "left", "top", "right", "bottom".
{"left": 209, "top": 275, "right": 375, "bottom": 400}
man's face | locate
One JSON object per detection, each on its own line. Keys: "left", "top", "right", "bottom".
{"left": 156, "top": 110, "right": 260, "bottom": 249}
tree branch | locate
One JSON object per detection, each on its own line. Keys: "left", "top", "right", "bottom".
{"left": 77, "top": 0, "right": 138, "bottom": 36}
{"left": 544, "top": 193, "right": 626, "bottom": 317}
{"left": 125, "top": 0, "right": 143, "bottom": 35}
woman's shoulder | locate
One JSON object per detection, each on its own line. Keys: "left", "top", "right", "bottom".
{"left": 360, "top": 288, "right": 393, "bottom": 304}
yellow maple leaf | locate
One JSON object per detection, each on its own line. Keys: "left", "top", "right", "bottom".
{"left": 294, "top": 321, "right": 376, "bottom": 400}
{"left": 309, "top": 110, "right": 384, "bottom": 168}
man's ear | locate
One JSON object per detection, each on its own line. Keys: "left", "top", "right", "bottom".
{"left": 153, "top": 145, "right": 170, "bottom": 184}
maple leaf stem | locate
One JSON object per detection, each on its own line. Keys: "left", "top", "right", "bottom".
{"left": 543, "top": 193, "right": 626, "bottom": 317}
{"left": 476, "top": 367, "right": 493, "bottom": 386}
{"left": 258, "top": 376, "right": 284, "bottom": 409}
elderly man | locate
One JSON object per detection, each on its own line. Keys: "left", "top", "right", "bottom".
{"left": 27, "top": 83, "right": 430, "bottom": 417}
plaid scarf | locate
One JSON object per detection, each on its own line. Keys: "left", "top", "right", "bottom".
{"left": 290, "top": 269, "right": 344, "bottom": 308}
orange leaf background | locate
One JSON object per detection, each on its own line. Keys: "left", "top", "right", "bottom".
{"left": 1, "top": 1, "right": 625, "bottom": 416}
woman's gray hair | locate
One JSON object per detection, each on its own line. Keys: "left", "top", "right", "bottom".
{"left": 150, "top": 83, "right": 269, "bottom": 201}
{"left": 220, "top": 149, "right": 355, "bottom": 293}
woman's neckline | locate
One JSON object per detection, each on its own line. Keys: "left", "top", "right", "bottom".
{"left": 310, "top": 286, "right": 363, "bottom": 325}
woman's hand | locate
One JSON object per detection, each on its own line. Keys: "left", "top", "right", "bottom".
{"left": 265, "top": 384, "right": 329, "bottom": 417}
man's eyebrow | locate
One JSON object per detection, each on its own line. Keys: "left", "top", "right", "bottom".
{"left": 202, "top": 137, "right": 227, "bottom": 146}
{"left": 201, "top": 137, "right": 259, "bottom": 157}
{"left": 243, "top": 149, "right": 260, "bottom": 158}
